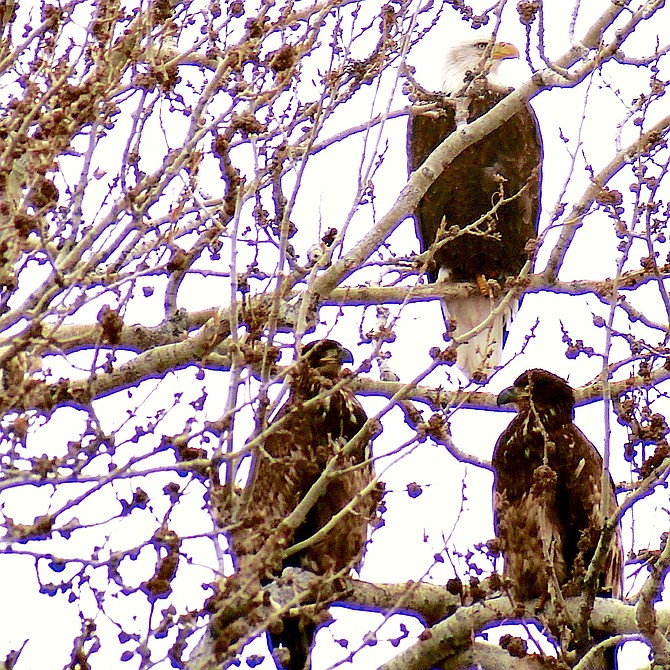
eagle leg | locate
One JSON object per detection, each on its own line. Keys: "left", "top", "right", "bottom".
{"left": 476, "top": 274, "right": 490, "bottom": 296}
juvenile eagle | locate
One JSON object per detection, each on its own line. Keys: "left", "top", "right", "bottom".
{"left": 408, "top": 39, "right": 542, "bottom": 380}
{"left": 493, "top": 369, "right": 623, "bottom": 666}
{"left": 230, "top": 339, "right": 379, "bottom": 670}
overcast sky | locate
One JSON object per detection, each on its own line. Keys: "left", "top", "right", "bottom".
{"left": 1, "top": 0, "right": 669, "bottom": 668}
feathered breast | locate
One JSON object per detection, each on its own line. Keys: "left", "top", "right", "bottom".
{"left": 408, "top": 90, "right": 542, "bottom": 282}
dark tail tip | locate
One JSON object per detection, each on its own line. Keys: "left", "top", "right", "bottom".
{"left": 269, "top": 617, "right": 316, "bottom": 670}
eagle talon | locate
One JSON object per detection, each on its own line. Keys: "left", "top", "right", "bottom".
{"left": 476, "top": 274, "right": 489, "bottom": 296}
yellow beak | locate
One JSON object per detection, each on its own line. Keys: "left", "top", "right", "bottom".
{"left": 492, "top": 42, "right": 519, "bottom": 60}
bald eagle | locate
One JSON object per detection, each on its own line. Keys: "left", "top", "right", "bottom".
{"left": 408, "top": 39, "right": 542, "bottom": 380}
{"left": 229, "top": 339, "right": 380, "bottom": 670}
{"left": 494, "top": 369, "right": 623, "bottom": 667}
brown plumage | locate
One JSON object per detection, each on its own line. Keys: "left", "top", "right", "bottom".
{"left": 493, "top": 369, "right": 623, "bottom": 666}
{"left": 229, "top": 339, "right": 379, "bottom": 670}
{"left": 408, "top": 40, "right": 542, "bottom": 380}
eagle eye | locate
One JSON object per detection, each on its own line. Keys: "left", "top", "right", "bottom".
{"left": 476, "top": 41, "right": 488, "bottom": 50}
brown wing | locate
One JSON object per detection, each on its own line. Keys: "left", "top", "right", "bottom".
{"left": 228, "top": 409, "right": 320, "bottom": 574}
{"left": 295, "top": 450, "right": 376, "bottom": 575}
{"left": 561, "top": 424, "right": 623, "bottom": 599}
{"left": 494, "top": 481, "right": 568, "bottom": 601}
{"left": 230, "top": 385, "right": 377, "bottom": 577}
{"left": 408, "top": 93, "right": 542, "bottom": 283}
{"left": 493, "top": 415, "right": 622, "bottom": 600}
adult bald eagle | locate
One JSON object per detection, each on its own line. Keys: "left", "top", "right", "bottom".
{"left": 229, "top": 339, "right": 379, "bottom": 670}
{"left": 494, "top": 369, "right": 623, "bottom": 666}
{"left": 408, "top": 39, "right": 542, "bottom": 380}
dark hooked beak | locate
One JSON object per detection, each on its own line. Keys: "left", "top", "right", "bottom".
{"left": 497, "top": 386, "right": 523, "bottom": 406}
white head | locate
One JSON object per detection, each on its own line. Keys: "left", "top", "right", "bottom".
{"left": 442, "top": 39, "right": 519, "bottom": 95}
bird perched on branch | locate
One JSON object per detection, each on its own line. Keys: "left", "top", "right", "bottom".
{"left": 493, "top": 369, "right": 623, "bottom": 667}
{"left": 408, "top": 39, "right": 542, "bottom": 381}
{"left": 229, "top": 339, "right": 380, "bottom": 670}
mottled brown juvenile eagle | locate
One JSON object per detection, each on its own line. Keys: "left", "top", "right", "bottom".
{"left": 408, "top": 39, "right": 542, "bottom": 380}
{"left": 229, "top": 339, "right": 379, "bottom": 670}
{"left": 493, "top": 369, "right": 623, "bottom": 666}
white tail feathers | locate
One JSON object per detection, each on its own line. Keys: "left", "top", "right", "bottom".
{"left": 441, "top": 293, "right": 515, "bottom": 381}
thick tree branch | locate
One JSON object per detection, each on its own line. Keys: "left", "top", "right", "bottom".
{"left": 635, "top": 528, "right": 670, "bottom": 666}
{"left": 12, "top": 264, "right": 669, "bottom": 367}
